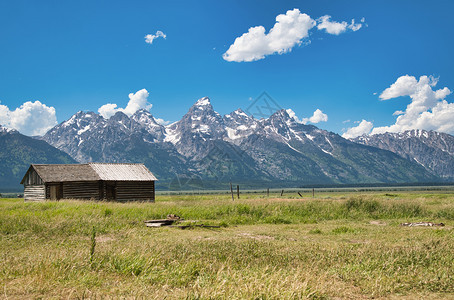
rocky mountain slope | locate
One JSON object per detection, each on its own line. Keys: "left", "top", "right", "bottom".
{"left": 41, "top": 97, "right": 440, "bottom": 189}
{"left": 0, "top": 125, "right": 76, "bottom": 191}
{"left": 352, "top": 129, "right": 454, "bottom": 180}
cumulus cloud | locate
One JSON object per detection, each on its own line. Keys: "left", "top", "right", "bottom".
{"left": 317, "top": 15, "right": 364, "bottom": 35}
{"left": 302, "top": 109, "right": 328, "bottom": 124}
{"left": 372, "top": 75, "right": 453, "bottom": 134}
{"left": 0, "top": 100, "right": 57, "bottom": 136}
{"left": 98, "top": 89, "right": 152, "bottom": 119}
{"left": 154, "top": 117, "right": 171, "bottom": 126}
{"left": 342, "top": 120, "right": 374, "bottom": 139}
{"left": 144, "top": 31, "right": 166, "bottom": 44}
{"left": 223, "top": 9, "right": 316, "bottom": 62}
{"left": 223, "top": 9, "right": 364, "bottom": 62}
{"left": 286, "top": 109, "right": 302, "bottom": 122}
{"left": 286, "top": 108, "right": 328, "bottom": 124}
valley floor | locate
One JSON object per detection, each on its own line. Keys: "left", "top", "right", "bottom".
{"left": 1, "top": 192, "right": 453, "bottom": 299}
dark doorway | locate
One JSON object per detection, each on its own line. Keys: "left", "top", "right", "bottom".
{"left": 49, "top": 184, "right": 63, "bottom": 200}
{"left": 106, "top": 183, "right": 116, "bottom": 200}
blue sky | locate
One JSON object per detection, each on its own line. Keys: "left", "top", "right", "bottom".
{"left": 1, "top": 0, "right": 453, "bottom": 136}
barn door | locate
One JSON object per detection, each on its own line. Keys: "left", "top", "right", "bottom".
{"left": 49, "top": 184, "right": 63, "bottom": 200}
{"left": 50, "top": 185, "right": 57, "bottom": 200}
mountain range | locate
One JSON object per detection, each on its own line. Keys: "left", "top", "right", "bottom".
{"left": 0, "top": 125, "right": 76, "bottom": 191}
{"left": 39, "top": 97, "right": 442, "bottom": 190}
{"left": 2, "top": 97, "right": 453, "bottom": 191}
{"left": 352, "top": 129, "right": 454, "bottom": 180}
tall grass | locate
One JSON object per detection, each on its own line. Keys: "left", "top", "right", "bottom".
{"left": 1, "top": 192, "right": 453, "bottom": 298}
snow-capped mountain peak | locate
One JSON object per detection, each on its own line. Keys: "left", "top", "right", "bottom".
{"left": 194, "top": 96, "right": 211, "bottom": 106}
{"left": 352, "top": 129, "right": 454, "bottom": 179}
{"left": 41, "top": 96, "right": 447, "bottom": 186}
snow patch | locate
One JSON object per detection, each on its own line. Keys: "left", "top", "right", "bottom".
{"left": 325, "top": 136, "right": 334, "bottom": 149}
{"left": 77, "top": 125, "right": 91, "bottom": 135}
{"left": 226, "top": 127, "right": 241, "bottom": 140}
{"left": 198, "top": 124, "right": 210, "bottom": 133}
{"left": 321, "top": 148, "right": 333, "bottom": 156}
{"left": 233, "top": 110, "right": 249, "bottom": 118}
{"left": 286, "top": 142, "right": 303, "bottom": 154}
{"left": 413, "top": 157, "right": 426, "bottom": 168}
{"left": 164, "top": 128, "right": 181, "bottom": 144}
{"left": 195, "top": 97, "right": 211, "bottom": 106}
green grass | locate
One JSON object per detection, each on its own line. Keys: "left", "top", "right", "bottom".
{"left": 1, "top": 192, "right": 454, "bottom": 299}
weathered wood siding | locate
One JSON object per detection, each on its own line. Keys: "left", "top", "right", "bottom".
{"left": 26, "top": 179, "right": 155, "bottom": 202}
{"left": 62, "top": 181, "right": 100, "bottom": 200}
{"left": 115, "top": 181, "right": 155, "bottom": 202}
{"left": 23, "top": 168, "right": 44, "bottom": 186}
{"left": 24, "top": 185, "right": 46, "bottom": 201}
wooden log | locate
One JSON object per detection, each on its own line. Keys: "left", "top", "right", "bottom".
{"left": 146, "top": 223, "right": 168, "bottom": 227}
{"left": 237, "top": 185, "right": 240, "bottom": 199}
{"left": 169, "top": 224, "right": 221, "bottom": 229}
{"left": 144, "top": 219, "right": 175, "bottom": 224}
{"left": 400, "top": 222, "right": 445, "bottom": 227}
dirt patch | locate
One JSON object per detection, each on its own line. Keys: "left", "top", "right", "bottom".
{"left": 96, "top": 235, "right": 115, "bottom": 243}
{"left": 194, "top": 236, "right": 214, "bottom": 241}
{"left": 238, "top": 233, "right": 275, "bottom": 240}
{"left": 369, "top": 220, "right": 387, "bottom": 226}
{"left": 349, "top": 239, "right": 370, "bottom": 244}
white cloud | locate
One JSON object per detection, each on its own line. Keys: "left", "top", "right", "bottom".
{"left": 317, "top": 15, "right": 347, "bottom": 35}
{"left": 223, "top": 9, "right": 316, "bottom": 62}
{"left": 379, "top": 75, "right": 421, "bottom": 100}
{"left": 223, "top": 9, "right": 364, "bottom": 62}
{"left": 0, "top": 100, "right": 57, "bottom": 136}
{"left": 98, "top": 103, "right": 119, "bottom": 119}
{"left": 98, "top": 89, "right": 152, "bottom": 119}
{"left": 302, "top": 109, "right": 328, "bottom": 124}
{"left": 372, "top": 75, "right": 453, "bottom": 134}
{"left": 342, "top": 120, "right": 374, "bottom": 139}
{"left": 144, "top": 30, "right": 166, "bottom": 44}
{"left": 316, "top": 15, "right": 364, "bottom": 35}
{"left": 155, "top": 117, "right": 171, "bottom": 126}
{"left": 286, "top": 108, "right": 328, "bottom": 124}
{"left": 286, "top": 109, "right": 302, "bottom": 123}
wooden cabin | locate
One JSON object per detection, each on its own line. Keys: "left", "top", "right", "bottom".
{"left": 20, "top": 163, "right": 157, "bottom": 202}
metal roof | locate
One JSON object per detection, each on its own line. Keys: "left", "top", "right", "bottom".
{"left": 21, "top": 163, "right": 157, "bottom": 183}
{"left": 89, "top": 163, "right": 157, "bottom": 181}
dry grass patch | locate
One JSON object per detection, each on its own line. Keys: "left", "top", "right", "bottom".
{"left": 1, "top": 192, "right": 454, "bottom": 299}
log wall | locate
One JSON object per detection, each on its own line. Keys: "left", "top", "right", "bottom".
{"left": 26, "top": 180, "right": 155, "bottom": 202}
{"left": 116, "top": 181, "right": 155, "bottom": 202}
{"left": 24, "top": 185, "right": 46, "bottom": 201}
{"left": 62, "top": 181, "right": 100, "bottom": 200}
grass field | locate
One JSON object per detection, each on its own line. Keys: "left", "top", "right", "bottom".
{"left": 1, "top": 192, "right": 454, "bottom": 299}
